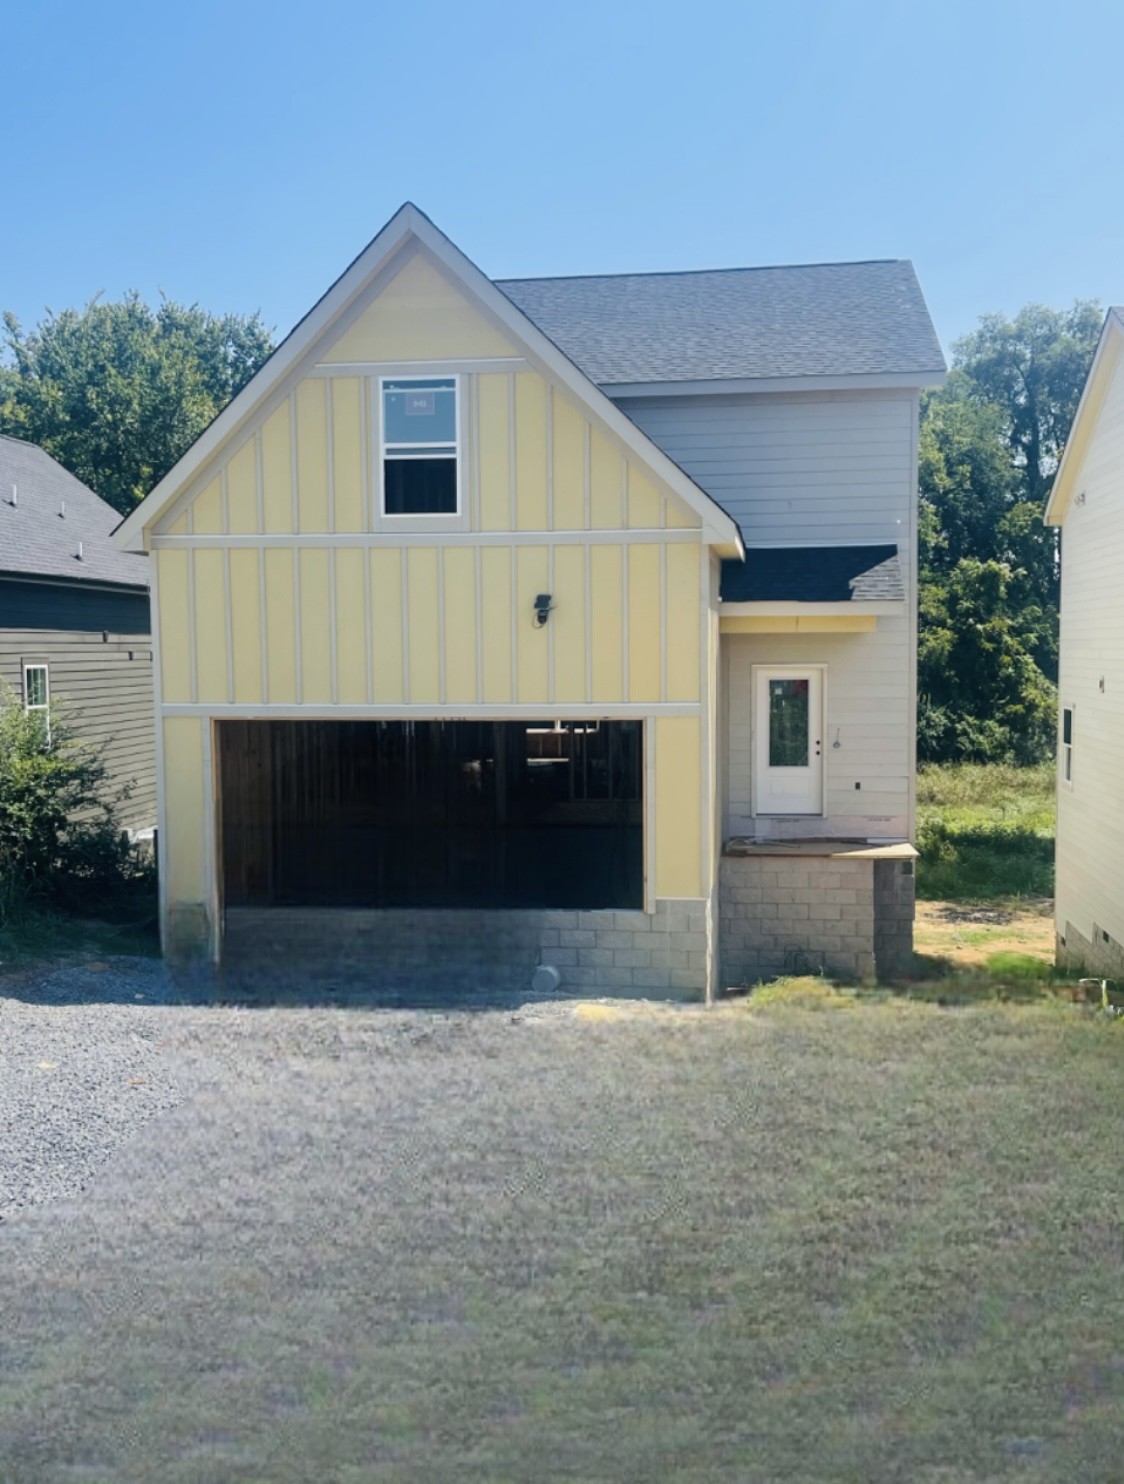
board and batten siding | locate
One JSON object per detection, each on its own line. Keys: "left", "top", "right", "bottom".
{"left": 147, "top": 254, "right": 717, "bottom": 955}
{"left": 1055, "top": 345, "right": 1124, "bottom": 956}
{"left": 0, "top": 578, "right": 156, "bottom": 830}
{"left": 617, "top": 389, "right": 919, "bottom": 839}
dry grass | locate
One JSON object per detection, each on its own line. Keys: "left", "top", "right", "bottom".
{"left": 2, "top": 988, "right": 1122, "bottom": 1483}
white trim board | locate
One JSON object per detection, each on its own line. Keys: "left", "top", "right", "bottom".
{"left": 113, "top": 204, "right": 743, "bottom": 557}
{"left": 605, "top": 370, "right": 946, "bottom": 398}
{"left": 161, "top": 702, "right": 701, "bottom": 721}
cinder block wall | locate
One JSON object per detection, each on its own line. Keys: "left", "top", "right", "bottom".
{"left": 872, "top": 859, "right": 916, "bottom": 979}
{"left": 1057, "top": 918, "right": 1124, "bottom": 980}
{"left": 719, "top": 857, "right": 877, "bottom": 988}
{"left": 222, "top": 901, "right": 712, "bottom": 1000}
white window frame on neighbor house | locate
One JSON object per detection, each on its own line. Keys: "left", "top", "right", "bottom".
{"left": 1062, "top": 704, "right": 1074, "bottom": 787}
{"left": 377, "top": 374, "right": 464, "bottom": 530}
{"left": 22, "top": 661, "right": 50, "bottom": 741}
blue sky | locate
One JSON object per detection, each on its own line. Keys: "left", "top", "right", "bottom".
{"left": 2, "top": 0, "right": 1121, "bottom": 356}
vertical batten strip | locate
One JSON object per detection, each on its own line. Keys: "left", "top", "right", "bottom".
{"left": 545, "top": 384, "right": 554, "bottom": 532}
{"left": 620, "top": 453, "right": 628, "bottom": 528}
{"left": 437, "top": 547, "right": 447, "bottom": 704}
{"left": 582, "top": 423, "right": 591, "bottom": 530}
{"left": 621, "top": 544, "right": 630, "bottom": 702}
{"left": 254, "top": 431, "right": 265, "bottom": 533}
{"left": 220, "top": 466, "right": 230, "bottom": 535}
{"left": 293, "top": 548, "right": 303, "bottom": 703}
{"left": 329, "top": 547, "right": 339, "bottom": 704}
{"left": 325, "top": 379, "right": 335, "bottom": 533}
{"left": 187, "top": 549, "right": 198, "bottom": 704}
{"left": 510, "top": 546, "right": 518, "bottom": 703}
{"left": 223, "top": 548, "right": 234, "bottom": 704}
{"left": 547, "top": 544, "right": 555, "bottom": 704}
{"left": 584, "top": 542, "right": 592, "bottom": 703}
{"left": 201, "top": 720, "right": 219, "bottom": 963}
{"left": 400, "top": 547, "right": 410, "bottom": 703}
{"left": 474, "top": 545, "right": 484, "bottom": 704}
{"left": 289, "top": 391, "right": 300, "bottom": 534}
{"left": 363, "top": 539, "right": 373, "bottom": 703}
{"left": 258, "top": 547, "right": 269, "bottom": 703}
{"left": 471, "top": 374, "right": 482, "bottom": 532}
{"left": 507, "top": 373, "right": 517, "bottom": 531}
{"left": 645, "top": 719, "right": 657, "bottom": 913}
{"left": 659, "top": 543, "right": 668, "bottom": 703}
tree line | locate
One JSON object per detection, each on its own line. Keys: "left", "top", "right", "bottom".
{"left": 0, "top": 293, "right": 1101, "bottom": 767}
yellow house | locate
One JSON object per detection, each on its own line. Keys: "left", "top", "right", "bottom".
{"left": 115, "top": 205, "right": 943, "bottom": 996}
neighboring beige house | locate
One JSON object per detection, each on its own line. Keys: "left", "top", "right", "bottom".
{"left": 1045, "top": 306, "right": 1124, "bottom": 976}
{"left": 113, "top": 204, "right": 944, "bottom": 995}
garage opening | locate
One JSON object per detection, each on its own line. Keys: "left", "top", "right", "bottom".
{"left": 218, "top": 720, "right": 643, "bottom": 911}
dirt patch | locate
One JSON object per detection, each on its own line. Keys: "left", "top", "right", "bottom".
{"left": 914, "top": 898, "right": 1055, "bottom": 970}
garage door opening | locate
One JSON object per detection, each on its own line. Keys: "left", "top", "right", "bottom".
{"left": 218, "top": 720, "right": 643, "bottom": 911}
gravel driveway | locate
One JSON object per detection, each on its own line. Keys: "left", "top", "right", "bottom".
{"left": 2, "top": 958, "right": 1121, "bottom": 1484}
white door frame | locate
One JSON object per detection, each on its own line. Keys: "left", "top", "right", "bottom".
{"left": 750, "top": 663, "right": 826, "bottom": 818}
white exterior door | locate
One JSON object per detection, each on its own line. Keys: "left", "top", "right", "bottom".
{"left": 754, "top": 668, "right": 824, "bottom": 815}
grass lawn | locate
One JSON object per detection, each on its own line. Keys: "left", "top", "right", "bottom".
{"left": 917, "top": 762, "right": 1055, "bottom": 901}
{"left": 2, "top": 983, "right": 1122, "bottom": 1483}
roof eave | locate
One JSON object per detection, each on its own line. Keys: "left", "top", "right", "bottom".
{"left": 1045, "top": 307, "right": 1124, "bottom": 526}
{"left": 604, "top": 369, "right": 947, "bottom": 398}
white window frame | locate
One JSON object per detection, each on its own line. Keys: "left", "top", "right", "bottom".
{"left": 376, "top": 374, "right": 465, "bottom": 530}
{"left": 23, "top": 661, "right": 50, "bottom": 742}
{"left": 1062, "top": 704, "right": 1074, "bottom": 787}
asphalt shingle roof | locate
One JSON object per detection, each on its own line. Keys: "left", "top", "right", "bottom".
{"left": 720, "top": 545, "right": 904, "bottom": 604}
{"left": 498, "top": 260, "right": 944, "bottom": 387}
{"left": 0, "top": 437, "right": 148, "bottom": 589}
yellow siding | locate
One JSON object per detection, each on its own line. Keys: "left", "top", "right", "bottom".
{"left": 226, "top": 440, "right": 257, "bottom": 534}
{"left": 443, "top": 547, "right": 477, "bottom": 704}
{"left": 406, "top": 547, "right": 440, "bottom": 702}
{"left": 263, "top": 549, "right": 297, "bottom": 702}
{"left": 655, "top": 717, "right": 702, "bottom": 898}
{"left": 331, "top": 378, "right": 365, "bottom": 532}
{"left": 320, "top": 252, "right": 517, "bottom": 363}
{"left": 161, "top": 511, "right": 189, "bottom": 536}
{"left": 589, "top": 545, "right": 623, "bottom": 701}
{"left": 163, "top": 717, "right": 206, "bottom": 903}
{"left": 514, "top": 374, "right": 548, "bottom": 530}
{"left": 627, "top": 544, "right": 661, "bottom": 702}
{"left": 194, "top": 549, "right": 227, "bottom": 703}
{"left": 516, "top": 545, "right": 550, "bottom": 703}
{"left": 552, "top": 544, "right": 587, "bottom": 701}
{"left": 589, "top": 428, "right": 623, "bottom": 530}
{"left": 665, "top": 497, "right": 702, "bottom": 530}
{"left": 157, "top": 549, "right": 192, "bottom": 702}
{"left": 478, "top": 373, "right": 510, "bottom": 531}
{"left": 665, "top": 544, "right": 700, "bottom": 701}
{"left": 192, "top": 477, "right": 222, "bottom": 535}
{"left": 552, "top": 393, "right": 585, "bottom": 530}
{"left": 369, "top": 548, "right": 404, "bottom": 702}
{"left": 299, "top": 549, "right": 332, "bottom": 704}
{"left": 334, "top": 547, "right": 368, "bottom": 703}
{"left": 480, "top": 546, "right": 513, "bottom": 703}
{"left": 296, "top": 380, "right": 329, "bottom": 533}
{"left": 627, "top": 465, "right": 662, "bottom": 529}
{"left": 229, "top": 549, "right": 263, "bottom": 703}
{"left": 261, "top": 401, "right": 293, "bottom": 533}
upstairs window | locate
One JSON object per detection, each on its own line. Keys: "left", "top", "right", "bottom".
{"left": 1062, "top": 705, "right": 1074, "bottom": 784}
{"left": 23, "top": 662, "right": 50, "bottom": 742}
{"left": 381, "top": 376, "right": 459, "bottom": 516}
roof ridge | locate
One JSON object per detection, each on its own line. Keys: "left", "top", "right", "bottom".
{"left": 497, "top": 259, "right": 908, "bottom": 286}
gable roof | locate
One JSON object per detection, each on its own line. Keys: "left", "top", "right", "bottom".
{"left": 113, "top": 204, "right": 743, "bottom": 555}
{"left": 719, "top": 545, "right": 904, "bottom": 604}
{"left": 0, "top": 436, "right": 148, "bottom": 589}
{"left": 499, "top": 260, "right": 946, "bottom": 389}
{"left": 1044, "top": 306, "right": 1124, "bottom": 526}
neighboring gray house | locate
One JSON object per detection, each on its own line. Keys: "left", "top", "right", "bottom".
{"left": 0, "top": 436, "right": 155, "bottom": 831}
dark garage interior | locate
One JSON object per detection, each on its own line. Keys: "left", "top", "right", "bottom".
{"left": 218, "top": 719, "right": 643, "bottom": 911}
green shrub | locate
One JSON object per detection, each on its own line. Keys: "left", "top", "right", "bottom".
{"left": 0, "top": 683, "right": 153, "bottom": 926}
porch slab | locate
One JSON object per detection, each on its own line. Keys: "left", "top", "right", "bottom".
{"left": 723, "top": 838, "right": 918, "bottom": 860}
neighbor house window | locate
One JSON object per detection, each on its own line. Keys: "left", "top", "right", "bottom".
{"left": 23, "top": 663, "right": 49, "bottom": 741}
{"left": 381, "top": 376, "right": 459, "bottom": 515}
{"left": 1062, "top": 705, "right": 1074, "bottom": 784}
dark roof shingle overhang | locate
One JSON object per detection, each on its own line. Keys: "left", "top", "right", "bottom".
{"left": 720, "top": 545, "right": 904, "bottom": 604}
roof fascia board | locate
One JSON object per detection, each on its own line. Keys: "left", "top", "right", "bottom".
{"left": 113, "top": 212, "right": 420, "bottom": 550}
{"left": 720, "top": 599, "right": 902, "bottom": 617}
{"left": 604, "top": 370, "right": 947, "bottom": 399}
{"left": 1045, "top": 308, "right": 1124, "bottom": 526}
{"left": 0, "top": 569, "right": 149, "bottom": 594}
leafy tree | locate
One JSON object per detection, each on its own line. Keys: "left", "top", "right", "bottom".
{"left": 0, "top": 294, "right": 273, "bottom": 513}
{"left": 919, "top": 370, "right": 1015, "bottom": 574}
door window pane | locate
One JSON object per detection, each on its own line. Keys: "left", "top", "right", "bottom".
{"left": 768, "top": 678, "right": 809, "bottom": 767}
